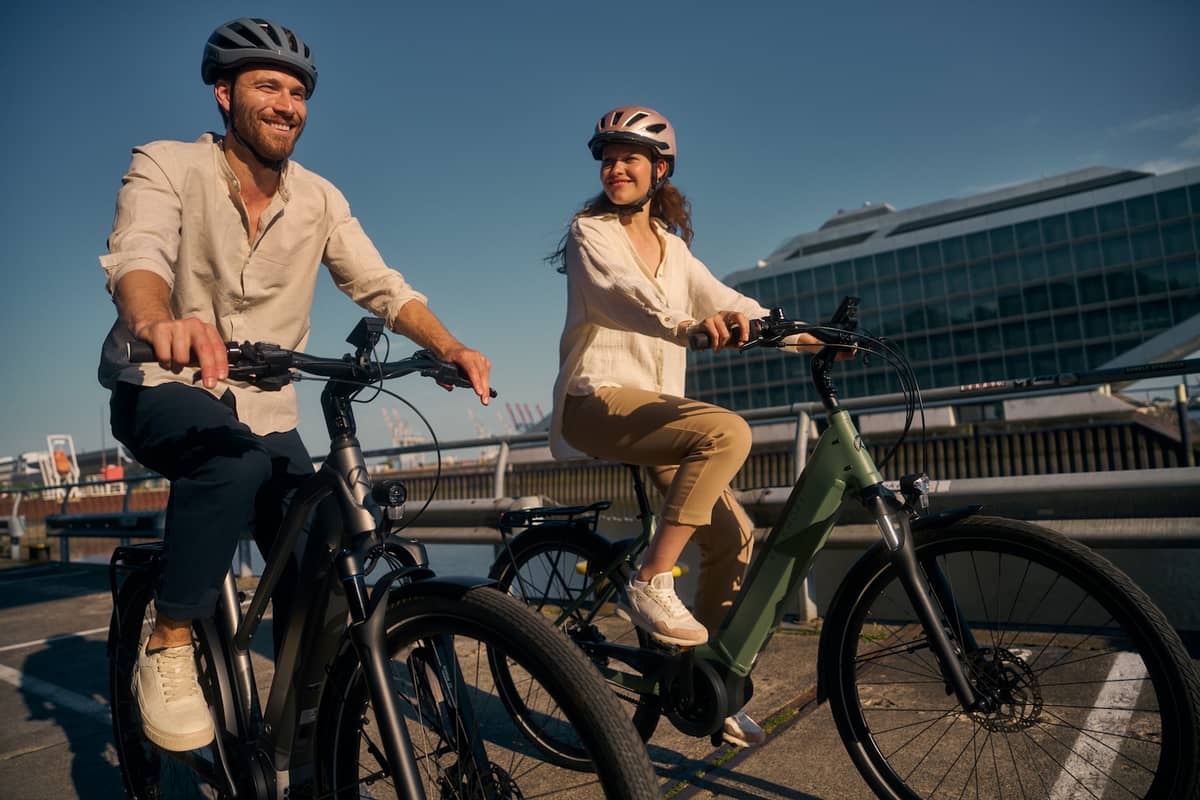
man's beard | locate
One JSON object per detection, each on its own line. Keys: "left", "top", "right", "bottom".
{"left": 231, "top": 96, "right": 304, "bottom": 164}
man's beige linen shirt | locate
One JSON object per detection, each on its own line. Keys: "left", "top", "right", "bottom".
{"left": 549, "top": 214, "right": 767, "bottom": 458}
{"left": 98, "top": 134, "right": 426, "bottom": 436}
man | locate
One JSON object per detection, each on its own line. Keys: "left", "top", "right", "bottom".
{"left": 97, "top": 17, "right": 491, "bottom": 752}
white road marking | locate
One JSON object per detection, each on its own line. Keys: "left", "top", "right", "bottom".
{"left": 1048, "top": 650, "right": 1145, "bottom": 799}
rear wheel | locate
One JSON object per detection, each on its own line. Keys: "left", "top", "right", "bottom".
{"left": 825, "top": 516, "right": 1200, "bottom": 799}
{"left": 108, "top": 548, "right": 232, "bottom": 799}
{"left": 490, "top": 529, "right": 662, "bottom": 751}
{"left": 316, "top": 585, "right": 659, "bottom": 799}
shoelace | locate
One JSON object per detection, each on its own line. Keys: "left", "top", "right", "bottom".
{"left": 152, "top": 647, "right": 200, "bottom": 703}
{"left": 641, "top": 581, "right": 691, "bottom": 618}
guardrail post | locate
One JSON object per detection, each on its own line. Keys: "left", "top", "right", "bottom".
{"left": 791, "top": 408, "right": 820, "bottom": 622}
{"left": 493, "top": 441, "right": 510, "bottom": 499}
{"left": 1178, "top": 384, "right": 1195, "bottom": 467}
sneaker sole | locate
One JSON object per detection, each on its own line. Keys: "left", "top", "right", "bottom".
{"left": 615, "top": 605, "right": 707, "bottom": 648}
{"left": 140, "top": 715, "right": 215, "bottom": 752}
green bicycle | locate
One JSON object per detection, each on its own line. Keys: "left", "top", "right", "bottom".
{"left": 490, "top": 297, "right": 1200, "bottom": 799}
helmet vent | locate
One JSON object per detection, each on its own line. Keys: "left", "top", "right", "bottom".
{"left": 625, "top": 112, "right": 648, "bottom": 126}
{"left": 228, "top": 21, "right": 257, "bottom": 42}
{"left": 645, "top": 123, "right": 667, "bottom": 134}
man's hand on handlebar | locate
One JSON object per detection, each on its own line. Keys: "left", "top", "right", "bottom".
{"left": 133, "top": 317, "right": 229, "bottom": 389}
{"left": 439, "top": 345, "right": 493, "bottom": 406}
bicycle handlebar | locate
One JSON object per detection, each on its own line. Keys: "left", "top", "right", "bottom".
{"left": 126, "top": 339, "right": 498, "bottom": 397}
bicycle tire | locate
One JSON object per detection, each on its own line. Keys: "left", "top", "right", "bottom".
{"left": 823, "top": 515, "right": 1200, "bottom": 800}
{"left": 315, "top": 584, "right": 659, "bottom": 799}
{"left": 108, "top": 559, "right": 233, "bottom": 800}
{"left": 489, "top": 528, "right": 662, "bottom": 752}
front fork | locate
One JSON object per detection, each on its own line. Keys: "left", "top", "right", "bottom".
{"left": 341, "top": 552, "right": 429, "bottom": 800}
{"left": 866, "top": 492, "right": 984, "bottom": 712}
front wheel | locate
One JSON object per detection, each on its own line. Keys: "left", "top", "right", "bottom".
{"left": 824, "top": 515, "right": 1200, "bottom": 800}
{"left": 316, "top": 585, "right": 659, "bottom": 799}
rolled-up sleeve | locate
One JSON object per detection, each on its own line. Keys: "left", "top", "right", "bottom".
{"left": 568, "top": 219, "right": 693, "bottom": 338}
{"left": 99, "top": 147, "right": 181, "bottom": 294}
{"left": 322, "top": 191, "right": 427, "bottom": 327}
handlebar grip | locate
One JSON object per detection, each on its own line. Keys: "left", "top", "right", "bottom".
{"left": 127, "top": 341, "right": 156, "bottom": 363}
{"left": 686, "top": 323, "right": 739, "bottom": 352}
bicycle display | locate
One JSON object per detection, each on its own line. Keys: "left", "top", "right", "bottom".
{"left": 491, "top": 297, "right": 1200, "bottom": 799}
{"left": 107, "top": 317, "right": 659, "bottom": 799}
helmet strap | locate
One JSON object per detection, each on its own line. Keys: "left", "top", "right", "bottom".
{"left": 612, "top": 157, "right": 662, "bottom": 215}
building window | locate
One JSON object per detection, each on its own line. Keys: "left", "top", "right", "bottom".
{"left": 919, "top": 241, "right": 942, "bottom": 268}
{"left": 1135, "top": 262, "right": 1167, "bottom": 294}
{"left": 1130, "top": 228, "right": 1163, "bottom": 262}
{"left": 1022, "top": 284, "right": 1051, "bottom": 313}
{"left": 942, "top": 237, "right": 966, "bottom": 265}
{"left": 1157, "top": 188, "right": 1190, "bottom": 221}
{"left": 998, "top": 288, "right": 1024, "bottom": 317}
{"left": 1053, "top": 312, "right": 1082, "bottom": 342}
{"left": 1048, "top": 279, "right": 1077, "bottom": 306}
{"left": 1016, "top": 220, "right": 1042, "bottom": 251}
{"left": 1044, "top": 246, "right": 1072, "bottom": 276}
{"left": 1101, "top": 235, "right": 1132, "bottom": 267}
{"left": 1073, "top": 240, "right": 1102, "bottom": 271}
{"left": 1020, "top": 251, "right": 1048, "bottom": 281}
{"left": 970, "top": 261, "right": 996, "bottom": 292}
{"left": 1165, "top": 258, "right": 1200, "bottom": 290}
{"left": 989, "top": 226, "right": 1016, "bottom": 256}
{"left": 966, "top": 231, "right": 990, "bottom": 261}
{"left": 1162, "top": 222, "right": 1195, "bottom": 257}
{"left": 1002, "top": 322, "right": 1028, "bottom": 348}
{"left": 1083, "top": 309, "right": 1110, "bottom": 338}
{"left": 1126, "top": 194, "right": 1157, "bottom": 228}
{"left": 1077, "top": 273, "right": 1107, "bottom": 305}
{"left": 1069, "top": 208, "right": 1097, "bottom": 239}
{"left": 1105, "top": 267, "right": 1135, "bottom": 300}
{"left": 1097, "top": 201, "right": 1126, "bottom": 233}
{"left": 1042, "top": 215, "right": 1069, "bottom": 244}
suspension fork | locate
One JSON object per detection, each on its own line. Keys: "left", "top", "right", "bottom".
{"left": 866, "top": 494, "right": 982, "bottom": 711}
{"left": 343, "top": 559, "right": 427, "bottom": 800}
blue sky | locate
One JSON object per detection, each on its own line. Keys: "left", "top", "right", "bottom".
{"left": 1, "top": 0, "right": 1197, "bottom": 464}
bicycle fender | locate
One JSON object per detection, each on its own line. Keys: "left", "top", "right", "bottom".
{"left": 389, "top": 574, "right": 497, "bottom": 601}
{"left": 815, "top": 505, "right": 981, "bottom": 703}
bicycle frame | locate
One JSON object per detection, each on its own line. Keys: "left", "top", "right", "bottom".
{"left": 120, "top": 347, "right": 496, "bottom": 798}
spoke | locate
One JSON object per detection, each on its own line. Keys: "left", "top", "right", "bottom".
{"left": 998, "top": 559, "right": 1034, "bottom": 653}
{"left": 1035, "top": 716, "right": 1162, "bottom": 749}
{"left": 968, "top": 551, "right": 999, "bottom": 652}
{"left": 1035, "top": 702, "right": 1158, "bottom": 777}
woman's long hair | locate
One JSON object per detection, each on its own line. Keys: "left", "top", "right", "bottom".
{"left": 548, "top": 180, "right": 694, "bottom": 273}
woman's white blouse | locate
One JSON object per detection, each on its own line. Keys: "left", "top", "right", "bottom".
{"left": 550, "top": 214, "right": 767, "bottom": 458}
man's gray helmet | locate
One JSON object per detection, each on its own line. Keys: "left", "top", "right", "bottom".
{"left": 587, "top": 106, "right": 677, "bottom": 177}
{"left": 201, "top": 17, "right": 317, "bottom": 98}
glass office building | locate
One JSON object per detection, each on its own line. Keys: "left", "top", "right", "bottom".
{"left": 688, "top": 165, "right": 1200, "bottom": 410}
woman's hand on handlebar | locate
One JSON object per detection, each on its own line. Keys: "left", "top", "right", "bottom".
{"left": 440, "top": 345, "right": 493, "bottom": 405}
{"left": 689, "top": 310, "right": 751, "bottom": 353}
{"left": 133, "top": 317, "right": 228, "bottom": 389}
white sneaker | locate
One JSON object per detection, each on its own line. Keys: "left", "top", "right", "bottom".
{"left": 616, "top": 571, "right": 708, "bottom": 647}
{"left": 722, "top": 710, "right": 766, "bottom": 747}
{"left": 134, "top": 641, "right": 214, "bottom": 751}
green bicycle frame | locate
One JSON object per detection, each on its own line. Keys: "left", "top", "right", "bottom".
{"left": 699, "top": 408, "right": 883, "bottom": 676}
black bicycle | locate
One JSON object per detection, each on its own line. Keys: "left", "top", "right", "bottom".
{"left": 490, "top": 298, "right": 1200, "bottom": 799}
{"left": 107, "top": 317, "right": 659, "bottom": 799}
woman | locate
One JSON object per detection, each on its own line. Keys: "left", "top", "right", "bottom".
{"left": 548, "top": 105, "right": 827, "bottom": 747}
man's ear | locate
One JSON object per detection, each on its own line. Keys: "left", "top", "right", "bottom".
{"left": 214, "top": 79, "right": 233, "bottom": 115}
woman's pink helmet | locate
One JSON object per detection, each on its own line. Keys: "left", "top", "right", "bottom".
{"left": 587, "top": 106, "right": 676, "bottom": 177}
